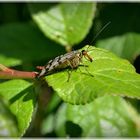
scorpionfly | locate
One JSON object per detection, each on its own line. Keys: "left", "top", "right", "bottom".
{"left": 37, "top": 22, "right": 111, "bottom": 80}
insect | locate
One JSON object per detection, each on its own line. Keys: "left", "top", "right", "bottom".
{"left": 37, "top": 46, "right": 93, "bottom": 80}
{"left": 37, "top": 21, "right": 111, "bottom": 80}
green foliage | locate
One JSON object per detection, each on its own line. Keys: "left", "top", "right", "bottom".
{"left": 28, "top": 3, "right": 96, "bottom": 48}
{"left": 0, "top": 98, "right": 18, "bottom": 137}
{"left": 96, "top": 33, "right": 140, "bottom": 62}
{"left": 0, "top": 23, "right": 65, "bottom": 67}
{"left": 41, "top": 114, "right": 55, "bottom": 135}
{"left": 0, "top": 80, "right": 35, "bottom": 136}
{"left": 55, "top": 96, "right": 140, "bottom": 137}
{"left": 46, "top": 46, "right": 140, "bottom": 104}
{"left": 0, "top": 2, "right": 140, "bottom": 138}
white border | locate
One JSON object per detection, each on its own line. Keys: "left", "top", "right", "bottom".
{"left": 0, "top": 0, "right": 140, "bottom": 2}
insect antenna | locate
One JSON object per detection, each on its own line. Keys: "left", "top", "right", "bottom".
{"left": 87, "top": 21, "right": 111, "bottom": 51}
{"left": 80, "top": 21, "right": 111, "bottom": 78}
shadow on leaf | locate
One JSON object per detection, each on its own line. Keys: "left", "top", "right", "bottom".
{"left": 9, "top": 86, "right": 36, "bottom": 106}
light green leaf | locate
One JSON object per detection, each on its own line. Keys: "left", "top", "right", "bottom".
{"left": 0, "top": 23, "right": 65, "bottom": 67}
{"left": 0, "top": 99, "right": 18, "bottom": 137}
{"left": 41, "top": 114, "right": 55, "bottom": 135}
{"left": 55, "top": 103, "right": 67, "bottom": 137}
{"left": 28, "top": 3, "right": 96, "bottom": 47}
{"left": 96, "top": 33, "right": 140, "bottom": 62}
{"left": 0, "top": 80, "right": 35, "bottom": 136}
{"left": 46, "top": 45, "right": 140, "bottom": 104}
{"left": 55, "top": 96, "right": 140, "bottom": 137}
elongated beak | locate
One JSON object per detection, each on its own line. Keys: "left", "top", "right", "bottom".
{"left": 85, "top": 54, "right": 93, "bottom": 62}
{"left": 82, "top": 50, "right": 93, "bottom": 62}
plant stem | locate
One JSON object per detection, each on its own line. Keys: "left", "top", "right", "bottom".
{"left": 0, "top": 64, "right": 38, "bottom": 79}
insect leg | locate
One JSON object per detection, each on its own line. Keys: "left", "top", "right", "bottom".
{"left": 38, "top": 68, "right": 47, "bottom": 78}
{"left": 79, "top": 62, "right": 94, "bottom": 77}
{"left": 83, "top": 64, "right": 94, "bottom": 77}
{"left": 67, "top": 69, "right": 72, "bottom": 82}
{"left": 65, "top": 59, "right": 75, "bottom": 82}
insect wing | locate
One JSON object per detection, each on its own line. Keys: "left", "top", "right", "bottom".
{"left": 38, "top": 51, "right": 80, "bottom": 77}
{"left": 46, "top": 51, "right": 79, "bottom": 71}
{"left": 59, "top": 51, "right": 79, "bottom": 62}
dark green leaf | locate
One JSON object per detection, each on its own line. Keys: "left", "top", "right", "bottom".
{"left": 0, "top": 23, "right": 65, "bottom": 67}
{"left": 45, "top": 92, "right": 62, "bottom": 114}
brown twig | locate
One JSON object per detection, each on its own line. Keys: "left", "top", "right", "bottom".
{"left": 0, "top": 64, "right": 38, "bottom": 79}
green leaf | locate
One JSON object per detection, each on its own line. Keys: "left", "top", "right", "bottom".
{"left": 0, "top": 80, "right": 35, "bottom": 136}
{"left": 55, "top": 103, "right": 67, "bottom": 137}
{"left": 28, "top": 3, "right": 96, "bottom": 47}
{"left": 41, "top": 93, "right": 62, "bottom": 135}
{"left": 0, "top": 23, "right": 65, "bottom": 67}
{"left": 46, "top": 45, "right": 140, "bottom": 104}
{"left": 96, "top": 33, "right": 140, "bottom": 62}
{"left": 0, "top": 98, "right": 18, "bottom": 137}
{"left": 55, "top": 96, "right": 140, "bottom": 137}
{"left": 41, "top": 114, "right": 55, "bottom": 135}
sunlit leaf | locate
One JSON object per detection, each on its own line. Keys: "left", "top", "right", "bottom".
{"left": 55, "top": 96, "right": 140, "bottom": 137}
{"left": 0, "top": 80, "right": 35, "bottom": 136}
{"left": 28, "top": 3, "right": 96, "bottom": 48}
{"left": 96, "top": 33, "right": 140, "bottom": 62}
{"left": 0, "top": 99, "right": 18, "bottom": 137}
{"left": 46, "top": 46, "right": 140, "bottom": 104}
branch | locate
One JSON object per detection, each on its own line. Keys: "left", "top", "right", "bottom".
{"left": 0, "top": 64, "right": 38, "bottom": 79}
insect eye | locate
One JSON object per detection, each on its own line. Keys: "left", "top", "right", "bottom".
{"left": 82, "top": 50, "right": 87, "bottom": 55}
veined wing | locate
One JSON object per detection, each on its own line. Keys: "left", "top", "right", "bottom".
{"left": 38, "top": 51, "right": 80, "bottom": 77}
{"left": 45, "top": 51, "right": 79, "bottom": 71}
